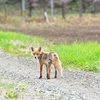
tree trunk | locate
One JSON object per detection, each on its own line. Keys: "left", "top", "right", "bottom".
{"left": 50, "top": 0, "right": 54, "bottom": 22}
{"left": 62, "top": 2, "right": 66, "bottom": 19}
{"left": 4, "top": 3, "right": 7, "bottom": 22}
{"left": 43, "top": 0, "right": 47, "bottom": 21}
{"left": 28, "top": 2, "right": 34, "bottom": 17}
{"left": 42, "top": 0, "right": 49, "bottom": 22}
{"left": 93, "top": 1, "right": 99, "bottom": 14}
{"left": 79, "top": 0, "right": 83, "bottom": 18}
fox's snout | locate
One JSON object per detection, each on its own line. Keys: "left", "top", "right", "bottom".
{"left": 34, "top": 56, "right": 38, "bottom": 59}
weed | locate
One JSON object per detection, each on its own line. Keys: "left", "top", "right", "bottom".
{"left": 18, "top": 83, "right": 27, "bottom": 91}
{"left": 0, "top": 74, "right": 28, "bottom": 99}
{"left": 6, "top": 90, "right": 18, "bottom": 99}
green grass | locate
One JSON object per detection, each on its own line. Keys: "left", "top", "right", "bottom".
{"left": 49, "top": 42, "right": 100, "bottom": 72}
{"left": 0, "top": 30, "right": 49, "bottom": 56}
{"left": 0, "top": 31, "right": 100, "bottom": 72}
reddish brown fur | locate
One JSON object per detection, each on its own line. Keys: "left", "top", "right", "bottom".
{"left": 31, "top": 47, "right": 63, "bottom": 79}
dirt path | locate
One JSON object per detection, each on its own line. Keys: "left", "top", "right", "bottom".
{"left": 0, "top": 50, "right": 100, "bottom": 100}
{"left": 7, "top": 26, "right": 100, "bottom": 44}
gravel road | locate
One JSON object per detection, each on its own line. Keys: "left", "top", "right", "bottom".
{"left": 0, "top": 50, "right": 100, "bottom": 100}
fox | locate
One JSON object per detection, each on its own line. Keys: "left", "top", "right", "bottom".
{"left": 31, "top": 47, "right": 63, "bottom": 79}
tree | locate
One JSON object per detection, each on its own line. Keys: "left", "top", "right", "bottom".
{"left": 28, "top": 0, "right": 37, "bottom": 17}
{"left": 40, "top": 0, "right": 49, "bottom": 22}
{"left": 93, "top": 0, "right": 99, "bottom": 14}
{"left": 79, "top": 0, "right": 83, "bottom": 18}
{"left": 61, "top": 0, "right": 69, "bottom": 19}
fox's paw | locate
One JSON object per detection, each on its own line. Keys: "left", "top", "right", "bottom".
{"left": 47, "top": 77, "right": 50, "bottom": 79}
{"left": 54, "top": 76, "right": 57, "bottom": 78}
{"left": 39, "top": 76, "right": 42, "bottom": 79}
{"left": 47, "top": 75, "right": 50, "bottom": 79}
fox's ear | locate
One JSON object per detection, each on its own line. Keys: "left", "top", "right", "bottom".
{"left": 31, "top": 47, "right": 34, "bottom": 51}
{"left": 38, "top": 47, "right": 41, "bottom": 52}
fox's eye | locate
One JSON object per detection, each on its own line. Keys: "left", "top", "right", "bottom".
{"left": 37, "top": 53, "right": 39, "bottom": 55}
{"left": 36, "top": 53, "right": 39, "bottom": 55}
{"left": 33, "top": 53, "right": 35, "bottom": 55}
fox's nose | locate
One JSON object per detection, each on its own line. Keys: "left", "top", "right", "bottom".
{"left": 35, "top": 56, "right": 37, "bottom": 59}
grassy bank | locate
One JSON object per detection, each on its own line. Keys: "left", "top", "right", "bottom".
{"left": 49, "top": 43, "right": 100, "bottom": 72}
{"left": 0, "top": 31, "right": 49, "bottom": 56}
{"left": 0, "top": 31, "right": 100, "bottom": 72}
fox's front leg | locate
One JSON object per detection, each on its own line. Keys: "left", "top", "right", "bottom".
{"left": 46, "top": 64, "right": 51, "bottom": 79}
{"left": 39, "top": 64, "right": 43, "bottom": 79}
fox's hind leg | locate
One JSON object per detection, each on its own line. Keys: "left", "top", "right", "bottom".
{"left": 60, "top": 69, "right": 63, "bottom": 78}
{"left": 54, "top": 67, "right": 57, "bottom": 78}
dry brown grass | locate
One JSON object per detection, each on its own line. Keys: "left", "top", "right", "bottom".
{"left": 0, "top": 13, "right": 100, "bottom": 28}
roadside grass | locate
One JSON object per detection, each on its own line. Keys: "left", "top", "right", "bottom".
{"left": 49, "top": 42, "right": 100, "bottom": 72}
{"left": 0, "top": 30, "right": 50, "bottom": 56}
{"left": 0, "top": 31, "right": 100, "bottom": 72}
